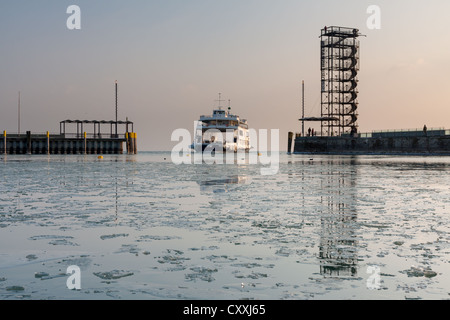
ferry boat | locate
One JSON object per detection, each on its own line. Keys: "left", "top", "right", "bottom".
{"left": 192, "top": 96, "right": 250, "bottom": 153}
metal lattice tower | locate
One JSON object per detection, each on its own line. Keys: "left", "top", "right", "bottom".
{"left": 320, "top": 26, "right": 361, "bottom": 137}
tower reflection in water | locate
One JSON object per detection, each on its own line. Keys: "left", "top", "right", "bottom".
{"left": 318, "top": 158, "right": 359, "bottom": 277}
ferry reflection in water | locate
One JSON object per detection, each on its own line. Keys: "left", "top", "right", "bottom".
{"left": 197, "top": 175, "right": 249, "bottom": 193}
{"left": 317, "top": 158, "right": 359, "bottom": 277}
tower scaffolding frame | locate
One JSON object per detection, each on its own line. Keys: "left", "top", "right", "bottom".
{"left": 320, "top": 26, "right": 361, "bottom": 137}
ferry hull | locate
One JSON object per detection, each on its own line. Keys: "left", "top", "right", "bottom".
{"left": 191, "top": 143, "right": 249, "bottom": 153}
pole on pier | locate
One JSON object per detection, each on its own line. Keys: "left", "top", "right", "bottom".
{"left": 84, "top": 132, "right": 87, "bottom": 155}
{"left": 302, "top": 81, "right": 305, "bottom": 138}
{"left": 18, "top": 92, "right": 21, "bottom": 137}
{"left": 115, "top": 80, "right": 118, "bottom": 137}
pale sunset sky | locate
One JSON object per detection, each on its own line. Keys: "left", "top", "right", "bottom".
{"left": 1, "top": 1, "right": 450, "bottom": 151}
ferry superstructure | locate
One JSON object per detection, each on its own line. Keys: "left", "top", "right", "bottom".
{"left": 193, "top": 97, "right": 250, "bottom": 153}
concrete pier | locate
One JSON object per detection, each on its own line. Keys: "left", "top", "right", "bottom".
{"left": 0, "top": 131, "right": 137, "bottom": 154}
{"left": 293, "top": 129, "right": 450, "bottom": 155}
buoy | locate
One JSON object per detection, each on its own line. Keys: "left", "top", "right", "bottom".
{"left": 98, "top": 156, "right": 103, "bottom": 160}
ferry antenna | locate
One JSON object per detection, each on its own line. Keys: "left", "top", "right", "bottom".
{"left": 215, "top": 93, "right": 225, "bottom": 109}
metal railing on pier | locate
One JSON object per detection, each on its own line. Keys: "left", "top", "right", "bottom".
{"left": 62, "top": 133, "right": 127, "bottom": 140}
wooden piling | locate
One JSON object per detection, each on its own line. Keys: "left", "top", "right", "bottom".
{"left": 127, "top": 132, "right": 135, "bottom": 154}
{"left": 3, "top": 131, "right": 6, "bottom": 155}
{"left": 26, "top": 131, "right": 31, "bottom": 154}
{"left": 47, "top": 131, "right": 50, "bottom": 155}
{"left": 126, "top": 132, "right": 132, "bottom": 154}
{"left": 130, "top": 132, "right": 134, "bottom": 154}
{"left": 288, "top": 132, "right": 294, "bottom": 154}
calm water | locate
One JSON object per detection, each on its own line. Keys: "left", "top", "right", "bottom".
{"left": 0, "top": 152, "right": 449, "bottom": 300}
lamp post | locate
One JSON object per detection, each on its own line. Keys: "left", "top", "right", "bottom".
{"left": 18, "top": 91, "right": 20, "bottom": 136}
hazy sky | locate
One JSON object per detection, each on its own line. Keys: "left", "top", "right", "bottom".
{"left": 1, "top": 0, "right": 450, "bottom": 151}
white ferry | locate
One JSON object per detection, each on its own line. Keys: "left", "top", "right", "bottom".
{"left": 192, "top": 95, "right": 250, "bottom": 153}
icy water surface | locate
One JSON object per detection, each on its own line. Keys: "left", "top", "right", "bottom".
{"left": 0, "top": 152, "right": 449, "bottom": 300}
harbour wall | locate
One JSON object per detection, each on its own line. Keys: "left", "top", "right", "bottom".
{"left": 292, "top": 135, "right": 450, "bottom": 155}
